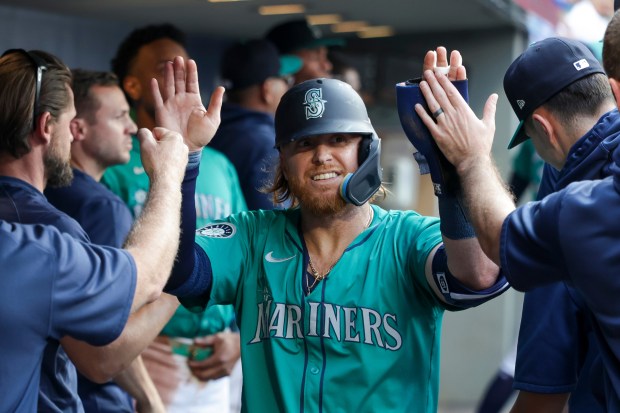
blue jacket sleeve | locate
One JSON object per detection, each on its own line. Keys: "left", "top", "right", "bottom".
{"left": 164, "top": 152, "right": 212, "bottom": 298}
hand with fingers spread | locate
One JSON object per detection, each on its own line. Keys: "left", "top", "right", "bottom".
{"left": 414, "top": 70, "right": 498, "bottom": 173}
{"left": 422, "top": 46, "right": 467, "bottom": 82}
{"left": 152, "top": 56, "right": 225, "bottom": 152}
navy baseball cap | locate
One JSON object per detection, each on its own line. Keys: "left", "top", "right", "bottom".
{"left": 220, "top": 39, "right": 302, "bottom": 91}
{"left": 266, "top": 19, "right": 345, "bottom": 54}
{"left": 504, "top": 37, "right": 605, "bottom": 149}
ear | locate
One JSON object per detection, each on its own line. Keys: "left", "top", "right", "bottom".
{"left": 70, "top": 118, "right": 87, "bottom": 142}
{"left": 609, "top": 78, "right": 620, "bottom": 107}
{"left": 123, "top": 75, "right": 142, "bottom": 103}
{"left": 260, "top": 80, "right": 272, "bottom": 105}
{"left": 531, "top": 111, "right": 559, "bottom": 146}
{"left": 34, "top": 112, "right": 54, "bottom": 146}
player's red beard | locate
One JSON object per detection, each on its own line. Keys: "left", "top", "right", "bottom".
{"left": 287, "top": 170, "right": 347, "bottom": 216}
{"left": 44, "top": 134, "right": 73, "bottom": 188}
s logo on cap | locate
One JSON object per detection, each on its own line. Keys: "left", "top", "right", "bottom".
{"left": 304, "top": 88, "right": 327, "bottom": 119}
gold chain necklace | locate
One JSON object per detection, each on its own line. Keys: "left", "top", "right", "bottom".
{"left": 305, "top": 208, "right": 374, "bottom": 292}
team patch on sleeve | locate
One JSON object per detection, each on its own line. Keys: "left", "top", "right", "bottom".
{"left": 196, "top": 222, "right": 236, "bottom": 238}
{"left": 430, "top": 244, "right": 509, "bottom": 310}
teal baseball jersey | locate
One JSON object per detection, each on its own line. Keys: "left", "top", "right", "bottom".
{"left": 192, "top": 205, "right": 447, "bottom": 413}
{"left": 103, "top": 136, "right": 247, "bottom": 227}
{"left": 102, "top": 138, "right": 247, "bottom": 337}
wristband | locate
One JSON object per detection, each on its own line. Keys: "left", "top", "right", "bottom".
{"left": 438, "top": 194, "right": 475, "bottom": 239}
{"left": 187, "top": 150, "right": 202, "bottom": 170}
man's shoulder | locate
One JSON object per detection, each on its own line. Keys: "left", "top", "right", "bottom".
{"left": 197, "top": 209, "right": 289, "bottom": 232}
{"left": 198, "top": 147, "right": 245, "bottom": 191}
{"left": 0, "top": 177, "right": 86, "bottom": 240}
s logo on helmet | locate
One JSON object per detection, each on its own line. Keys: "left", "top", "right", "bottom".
{"left": 304, "top": 88, "right": 327, "bottom": 119}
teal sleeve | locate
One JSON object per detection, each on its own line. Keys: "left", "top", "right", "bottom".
{"left": 193, "top": 213, "right": 252, "bottom": 310}
{"left": 404, "top": 214, "right": 443, "bottom": 292}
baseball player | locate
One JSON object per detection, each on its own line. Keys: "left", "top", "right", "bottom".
{"left": 165, "top": 49, "right": 509, "bottom": 413}
{"left": 43, "top": 69, "right": 166, "bottom": 412}
{"left": 101, "top": 24, "right": 244, "bottom": 411}
{"left": 0, "top": 48, "right": 223, "bottom": 411}
{"left": 415, "top": 62, "right": 620, "bottom": 412}
{"left": 0, "top": 124, "right": 189, "bottom": 412}
{"left": 501, "top": 37, "right": 618, "bottom": 412}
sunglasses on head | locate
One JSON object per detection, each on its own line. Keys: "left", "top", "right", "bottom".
{"left": 1, "top": 49, "right": 48, "bottom": 130}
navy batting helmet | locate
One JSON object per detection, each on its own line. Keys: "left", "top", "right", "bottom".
{"left": 274, "top": 78, "right": 382, "bottom": 206}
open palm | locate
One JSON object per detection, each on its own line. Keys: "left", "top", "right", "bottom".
{"left": 153, "top": 56, "right": 224, "bottom": 151}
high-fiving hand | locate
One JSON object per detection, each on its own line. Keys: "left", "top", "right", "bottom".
{"left": 414, "top": 70, "right": 498, "bottom": 173}
{"left": 422, "top": 46, "right": 467, "bottom": 81}
{"left": 152, "top": 56, "right": 225, "bottom": 152}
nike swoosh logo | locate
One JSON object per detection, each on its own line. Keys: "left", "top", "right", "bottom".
{"left": 133, "top": 166, "right": 145, "bottom": 175}
{"left": 265, "top": 251, "right": 296, "bottom": 263}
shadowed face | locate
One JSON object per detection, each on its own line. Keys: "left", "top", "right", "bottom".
{"left": 45, "top": 86, "right": 75, "bottom": 187}
{"left": 126, "top": 38, "right": 189, "bottom": 123}
{"left": 293, "top": 46, "right": 332, "bottom": 84}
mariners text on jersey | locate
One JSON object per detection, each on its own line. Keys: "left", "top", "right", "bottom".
{"left": 250, "top": 299, "right": 402, "bottom": 350}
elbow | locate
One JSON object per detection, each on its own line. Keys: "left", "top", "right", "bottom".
{"left": 69, "top": 342, "right": 134, "bottom": 383}
{"left": 145, "top": 287, "right": 163, "bottom": 306}
{"left": 476, "top": 265, "right": 502, "bottom": 290}
{"left": 479, "top": 237, "right": 502, "bottom": 268}
{"left": 458, "top": 254, "right": 502, "bottom": 291}
{"left": 75, "top": 359, "right": 129, "bottom": 383}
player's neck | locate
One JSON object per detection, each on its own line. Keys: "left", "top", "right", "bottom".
{"left": 71, "top": 157, "right": 104, "bottom": 182}
{"left": 301, "top": 203, "right": 373, "bottom": 260}
{"left": 0, "top": 149, "right": 47, "bottom": 192}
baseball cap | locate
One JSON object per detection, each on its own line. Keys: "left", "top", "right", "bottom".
{"left": 220, "top": 39, "right": 302, "bottom": 91}
{"left": 503, "top": 37, "right": 605, "bottom": 149}
{"left": 266, "top": 19, "right": 345, "bottom": 54}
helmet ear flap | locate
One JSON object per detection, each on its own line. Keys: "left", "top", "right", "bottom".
{"left": 340, "top": 134, "right": 382, "bottom": 206}
{"left": 358, "top": 135, "right": 372, "bottom": 165}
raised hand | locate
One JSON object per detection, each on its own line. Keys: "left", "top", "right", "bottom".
{"left": 137, "top": 127, "right": 188, "bottom": 184}
{"left": 422, "top": 46, "right": 467, "bottom": 81}
{"left": 152, "top": 56, "right": 225, "bottom": 152}
{"left": 414, "top": 70, "right": 498, "bottom": 172}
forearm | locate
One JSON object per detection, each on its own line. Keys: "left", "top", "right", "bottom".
{"left": 458, "top": 155, "right": 516, "bottom": 265}
{"left": 442, "top": 236, "right": 500, "bottom": 290}
{"left": 61, "top": 293, "right": 179, "bottom": 382}
{"left": 165, "top": 152, "right": 201, "bottom": 295}
{"left": 125, "top": 175, "right": 182, "bottom": 312}
{"left": 115, "top": 357, "right": 165, "bottom": 413}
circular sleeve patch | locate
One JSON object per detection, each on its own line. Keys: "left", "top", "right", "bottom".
{"left": 196, "top": 223, "right": 237, "bottom": 238}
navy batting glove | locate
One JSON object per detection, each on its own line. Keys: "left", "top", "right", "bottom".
{"left": 396, "top": 78, "right": 469, "bottom": 197}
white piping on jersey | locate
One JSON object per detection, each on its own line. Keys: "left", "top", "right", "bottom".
{"left": 449, "top": 282, "right": 510, "bottom": 301}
